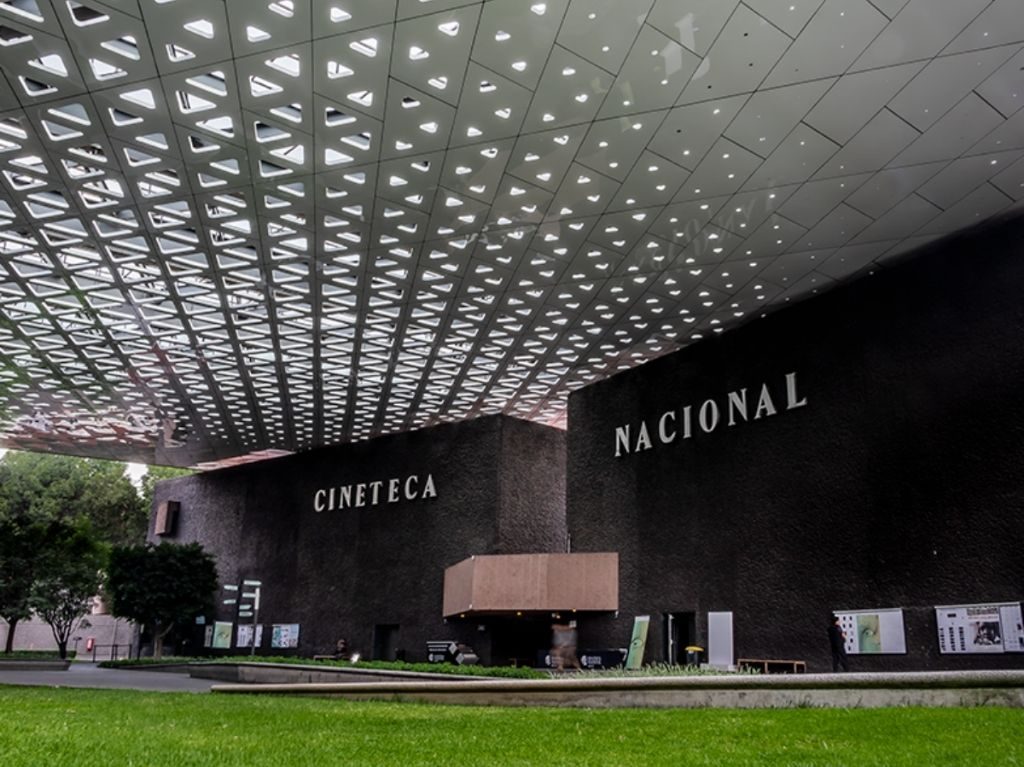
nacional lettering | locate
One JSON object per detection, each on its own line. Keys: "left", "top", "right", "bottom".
{"left": 614, "top": 371, "right": 808, "bottom": 458}
{"left": 314, "top": 473, "right": 437, "bottom": 512}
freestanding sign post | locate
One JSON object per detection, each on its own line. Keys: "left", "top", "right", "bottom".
{"left": 222, "top": 580, "right": 263, "bottom": 654}
{"left": 625, "top": 615, "right": 650, "bottom": 670}
{"left": 241, "top": 580, "right": 262, "bottom": 657}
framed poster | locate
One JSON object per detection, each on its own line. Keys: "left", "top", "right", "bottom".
{"left": 211, "top": 621, "right": 233, "bottom": 649}
{"left": 271, "top": 623, "right": 300, "bottom": 649}
{"left": 936, "top": 602, "right": 1024, "bottom": 654}
{"left": 236, "top": 624, "right": 264, "bottom": 649}
{"left": 834, "top": 608, "right": 906, "bottom": 654}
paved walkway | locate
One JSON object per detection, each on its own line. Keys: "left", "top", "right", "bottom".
{"left": 0, "top": 662, "right": 215, "bottom": 693}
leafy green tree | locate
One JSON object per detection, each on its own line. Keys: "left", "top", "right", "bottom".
{"left": 106, "top": 542, "right": 218, "bottom": 659}
{"left": 0, "top": 451, "right": 145, "bottom": 651}
{"left": 29, "top": 519, "right": 106, "bottom": 659}
{"left": 0, "top": 451, "right": 146, "bottom": 546}
{"left": 0, "top": 516, "right": 47, "bottom": 654}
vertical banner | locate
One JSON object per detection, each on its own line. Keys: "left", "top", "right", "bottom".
{"left": 625, "top": 615, "right": 650, "bottom": 670}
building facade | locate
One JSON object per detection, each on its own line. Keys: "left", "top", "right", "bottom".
{"left": 567, "top": 215, "right": 1024, "bottom": 672}
{"left": 152, "top": 416, "right": 568, "bottom": 663}
{"left": 153, "top": 216, "right": 1024, "bottom": 671}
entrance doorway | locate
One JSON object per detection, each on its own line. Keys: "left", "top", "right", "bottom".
{"left": 487, "top": 617, "right": 552, "bottom": 667}
{"left": 663, "top": 612, "right": 696, "bottom": 665}
{"left": 372, "top": 624, "right": 400, "bottom": 661}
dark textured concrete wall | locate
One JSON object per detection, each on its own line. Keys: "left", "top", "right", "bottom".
{"left": 567, "top": 215, "right": 1024, "bottom": 672}
{"left": 151, "top": 415, "right": 566, "bottom": 662}
{"left": 497, "top": 416, "right": 568, "bottom": 554}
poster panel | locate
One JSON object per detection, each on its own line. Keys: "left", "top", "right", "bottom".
{"left": 1000, "top": 604, "right": 1024, "bottom": 653}
{"left": 835, "top": 608, "right": 906, "bottom": 654}
{"left": 271, "top": 623, "right": 301, "bottom": 649}
{"left": 211, "top": 621, "right": 233, "bottom": 649}
{"left": 203, "top": 625, "right": 214, "bottom": 648}
{"left": 936, "top": 602, "right": 1024, "bottom": 654}
{"left": 236, "top": 624, "right": 264, "bottom": 649}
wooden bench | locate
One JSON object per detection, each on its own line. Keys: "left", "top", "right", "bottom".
{"left": 737, "top": 658, "right": 806, "bottom": 674}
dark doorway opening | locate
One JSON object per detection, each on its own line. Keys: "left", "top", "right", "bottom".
{"left": 664, "top": 612, "right": 696, "bottom": 665}
{"left": 486, "top": 616, "right": 552, "bottom": 667}
{"left": 372, "top": 623, "right": 400, "bottom": 661}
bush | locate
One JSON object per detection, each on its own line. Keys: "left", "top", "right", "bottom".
{"left": 99, "top": 655, "right": 546, "bottom": 678}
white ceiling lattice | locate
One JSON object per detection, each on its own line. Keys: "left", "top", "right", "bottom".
{"left": 0, "top": 0, "right": 1022, "bottom": 465}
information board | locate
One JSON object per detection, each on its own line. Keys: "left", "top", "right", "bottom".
{"left": 211, "top": 621, "right": 233, "bottom": 649}
{"left": 936, "top": 602, "right": 1024, "bottom": 654}
{"left": 834, "top": 608, "right": 906, "bottom": 654}
{"left": 271, "top": 623, "right": 300, "bottom": 649}
{"left": 236, "top": 623, "right": 264, "bottom": 649}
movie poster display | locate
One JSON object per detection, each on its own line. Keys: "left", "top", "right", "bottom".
{"left": 236, "top": 624, "right": 264, "bottom": 649}
{"left": 936, "top": 602, "right": 1024, "bottom": 654}
{"left": 271, "top": 623, "right": 300, "bottom": 648}
{"left": 835, "top": 608, "right": 907, "bottom": 654}
{"left": 211, "top": 621, "right": 233, "bottom": 649}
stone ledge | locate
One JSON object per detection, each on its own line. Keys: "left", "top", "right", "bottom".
{"left": 0, "top": 659, "right": 71, "bottom": 671}
{"left": 191, "top": 662, "right": 488, "bottom": 685}
{"left": 211, "top": 670, "right": 1024, "bottom": 709}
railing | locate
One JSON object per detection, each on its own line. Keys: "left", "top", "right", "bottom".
{"left": 87, "top": 642, "right": 137, "bottom": 662}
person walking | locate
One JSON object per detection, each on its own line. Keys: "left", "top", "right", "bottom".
{"left": 828, "top": 614, "right": 849, "bottom": 672}
{"left": 551, "top": 621, "right": 581, "bottom": 671}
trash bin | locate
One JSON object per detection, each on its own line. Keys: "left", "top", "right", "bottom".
{"left": 684, "top": 645, "right": 704, "bottom": 666}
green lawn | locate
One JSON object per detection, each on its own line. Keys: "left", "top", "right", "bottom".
{"left": 1, "top": 686, "right": 1022, "bottom": 766}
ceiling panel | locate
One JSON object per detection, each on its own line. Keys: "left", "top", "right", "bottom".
{"left": 0, "top": 0, "right": 1022, "bottom": 465}
{"left": 763, "top": 0, "right": 887, "bottom": 88}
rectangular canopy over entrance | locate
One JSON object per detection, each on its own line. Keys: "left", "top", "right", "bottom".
{"left": 442, "top": 552, "right": 618, "bottom": 618}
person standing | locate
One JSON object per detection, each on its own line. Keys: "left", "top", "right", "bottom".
{"left": 551, "top": 621, "right": 582, "bottom": 671}
{"left": 828, "top": 614, "right": 849, "bottom": 672}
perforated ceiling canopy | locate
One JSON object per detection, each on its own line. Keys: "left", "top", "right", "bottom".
{"left": 0, "top": 0, "right": 1022, "bottom": 467}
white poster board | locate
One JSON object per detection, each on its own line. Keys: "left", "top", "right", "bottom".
{"left": 936, "top": 602, "right": 1024, "bottom": 654}
{"left": 707, "top": 611, "right": 734, "bottom": 669}
{"left": 271, "top": 623, "right": 300, "bottom": 649}
{"left": 834, "top": 608, "right": 906, "bottom": 654}
{"left": 236, "top": 623, "right": 264, "bottom": 649}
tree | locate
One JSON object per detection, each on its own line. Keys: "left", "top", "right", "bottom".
{"left": 0, "top": 452, "right": 147, "bottom": 546}
{"left": 29, "top": 519, "right": 106, "bottom": 659}
{"left": 106, "top": 542, "right": 218, "bottom": 659}
{"left": 0, "top": 516, "right": 46, "bottom": 654}
{"left": 0, "top": 451, "right": 145, "bottom": 651}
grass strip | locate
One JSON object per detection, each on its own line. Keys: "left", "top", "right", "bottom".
{"left": 2, "top": 686, "right": 1023, "bottom": 766}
